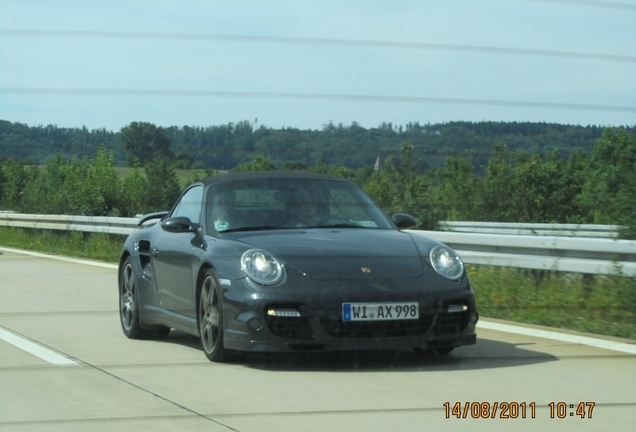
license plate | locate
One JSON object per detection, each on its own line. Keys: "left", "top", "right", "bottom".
{"left": 342, "top": 302, "right": 419, "bottom": 322}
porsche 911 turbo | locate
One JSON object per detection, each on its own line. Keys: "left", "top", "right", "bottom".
{"left": 118, "top": 171, "right": 478, "bottom": 362}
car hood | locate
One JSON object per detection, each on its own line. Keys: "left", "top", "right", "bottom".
{"left": 236, "top": 229, "right": 423, "bottom": 280}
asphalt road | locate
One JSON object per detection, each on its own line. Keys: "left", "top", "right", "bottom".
{"left": 1, "top": 248, "right": 634, "bottom": 432}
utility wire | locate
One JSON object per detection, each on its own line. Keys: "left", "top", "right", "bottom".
{"left": 1, "top": 29, "right": 634, "bottom": 64}
{"left": 2, "top": 87, "right": 634, "bottom": 113}
{"left": 515, "top": 0, "right": 636, "bottom": 11}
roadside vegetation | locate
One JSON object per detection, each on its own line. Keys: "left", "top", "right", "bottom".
{"left": 469, "top": 266, "right": 636, "bottom": 340}
{"left": 1, "top": 123, "right": 634, "bottom": 235}
{"left": 1, "top": 121, "right": 634, "bottom": 340}
{"left": 0, "top": 227, "right": 123, "bottom": 262}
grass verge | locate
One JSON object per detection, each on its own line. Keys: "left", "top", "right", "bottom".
{"left": 468, "top": 265, "right": 636, "bottom": 341}
{"left": 1, "top": 227, "right": 634, "bottom": 341}
{"left": 0, "top": 227, "right": 123, "bottom": 263}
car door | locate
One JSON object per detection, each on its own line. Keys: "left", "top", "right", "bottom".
{"left": 151, "top": 185, "right": 204, "bottom": 317}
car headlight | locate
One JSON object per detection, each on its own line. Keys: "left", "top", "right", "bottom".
{"left": 241, "top": 249, "right": 284, "bottom": 285}
{"left": 429, "top": 245, "right": 464, "bottom": 280}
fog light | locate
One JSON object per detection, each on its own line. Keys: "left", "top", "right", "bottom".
{"left": 447, "top": 304, "right": 468, "bottom": 313}
{"left": 470, "top": 312, "right": 479, "bottom": 323}
{"left": 247, "top": 318, "right": 263, "bottom": 330}
{"left": 267, "top": 309, "right": 301, "bottom": 317}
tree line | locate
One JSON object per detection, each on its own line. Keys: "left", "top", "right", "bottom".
{"left": 1, "top": 123, "right": 634, "bottom": 238}
{"left": 3, "top": 118, "right": 634, "bottom": 170}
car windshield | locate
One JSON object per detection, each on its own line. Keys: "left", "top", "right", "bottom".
{"left": 206, "top": 178, "right": 394, "bottom": 233}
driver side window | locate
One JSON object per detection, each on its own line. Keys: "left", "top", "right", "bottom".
{"left": 172, "top": 186, "right": 203, "bottom": 224}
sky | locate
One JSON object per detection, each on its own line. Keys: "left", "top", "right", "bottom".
{"left": 0, "top": 0, "right": 634, "bottom": 132}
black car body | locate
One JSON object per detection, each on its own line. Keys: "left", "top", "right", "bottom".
{"left": 118, "top": 171, "right": 478, "bottom": 361}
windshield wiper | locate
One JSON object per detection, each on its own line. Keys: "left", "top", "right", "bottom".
{"left": 313, "top": 223, "right": 365, "bottom": 229}
{"left": 220, "top": 225, "right": 290, "bottom": 233}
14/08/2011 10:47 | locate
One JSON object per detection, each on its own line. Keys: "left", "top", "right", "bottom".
{"left": 444, "top": 402, "right": 596, "bottom": 419}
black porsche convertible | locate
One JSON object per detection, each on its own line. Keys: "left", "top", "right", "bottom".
{"left": 118, "top": 171, "right": 478, "bottom": 362}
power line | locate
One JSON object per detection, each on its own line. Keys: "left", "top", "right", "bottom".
{"left": 515, "top": 0, "right": 636, "bottom": 11}
{"left": 2, "top": 87, "right": 635, "bottom": 113}
{"left": 1, "top": 29, "right": 634, "bottom": 64}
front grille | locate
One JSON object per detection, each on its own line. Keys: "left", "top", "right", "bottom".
{"left": 320, "top": 315, "right": 435, "bottom": 338}
{"left": 264, "top": 299, "right": 471, "bottom": 340}
{"left": 265, "top": 316, "right": 313, "bottom": 340}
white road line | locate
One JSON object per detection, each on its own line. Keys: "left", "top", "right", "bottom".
{"left": 0, "top": 327, "right": 78, "bottom": 366}
{"left": 478, "top": 320, "right": 636, "bottom": 354}
{"left": 0, "top": 246, "right": 118, "bottom": 269}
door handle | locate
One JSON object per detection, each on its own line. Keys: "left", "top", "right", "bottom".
{"left": 152, "top": 247, "right": 160, "bottom": 257}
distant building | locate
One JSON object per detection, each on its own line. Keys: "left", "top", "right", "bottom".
{"left": 374, "top": 156, "right": 382, "bottom": 171}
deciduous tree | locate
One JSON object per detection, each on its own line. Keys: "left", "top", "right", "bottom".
{"left": 119, "top": 122, "right": 173, "bottom": 166}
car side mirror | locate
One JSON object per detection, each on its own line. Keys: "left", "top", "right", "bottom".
{"left": 161, "top": 216, "right": 199, "bottom": 233}
{"left": 391, "top": 213, "right": 417, "bottom": 230}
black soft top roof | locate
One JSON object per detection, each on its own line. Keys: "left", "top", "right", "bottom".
{"left": 198, "top": 171, "right": 349, "bottom": 187}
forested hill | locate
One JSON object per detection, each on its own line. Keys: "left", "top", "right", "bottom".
{"left": 1, "top": 119, "right": 633, "bottom": 169}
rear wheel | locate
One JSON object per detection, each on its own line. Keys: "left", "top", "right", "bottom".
{"left": 198, "top": 269, "right": 228, "bottom": 362}
{"left": 119, "top": 257, "right": 170, "bottom": 339}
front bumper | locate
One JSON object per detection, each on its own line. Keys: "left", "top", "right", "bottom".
{"left": 220, "top": 273, "right": 478, "bottom": 353}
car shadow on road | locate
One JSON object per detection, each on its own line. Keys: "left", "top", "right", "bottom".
{"left": 162, "top": 331, "right": 557, "bottom": 372}
{"left": 241, "top": 339, "right": 557, "bottom": 372}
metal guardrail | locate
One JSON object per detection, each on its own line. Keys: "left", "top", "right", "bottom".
{"left": 438, "top": 221, "right": 624, "bottom": 238}
{"left": 0, "top": 213, "right": 139, "bottom": 235}
{"left": 1, "top": 213, "right": 635, "bottom": 276}
{"left": 413, "top": 231, "right": 636, "bottom": 276}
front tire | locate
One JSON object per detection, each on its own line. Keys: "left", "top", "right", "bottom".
{"left": 198, "top": 269, "right": 228, "bottom": 362}
{"left": 119, "top": 257, "right": 170, "bottom": 339}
